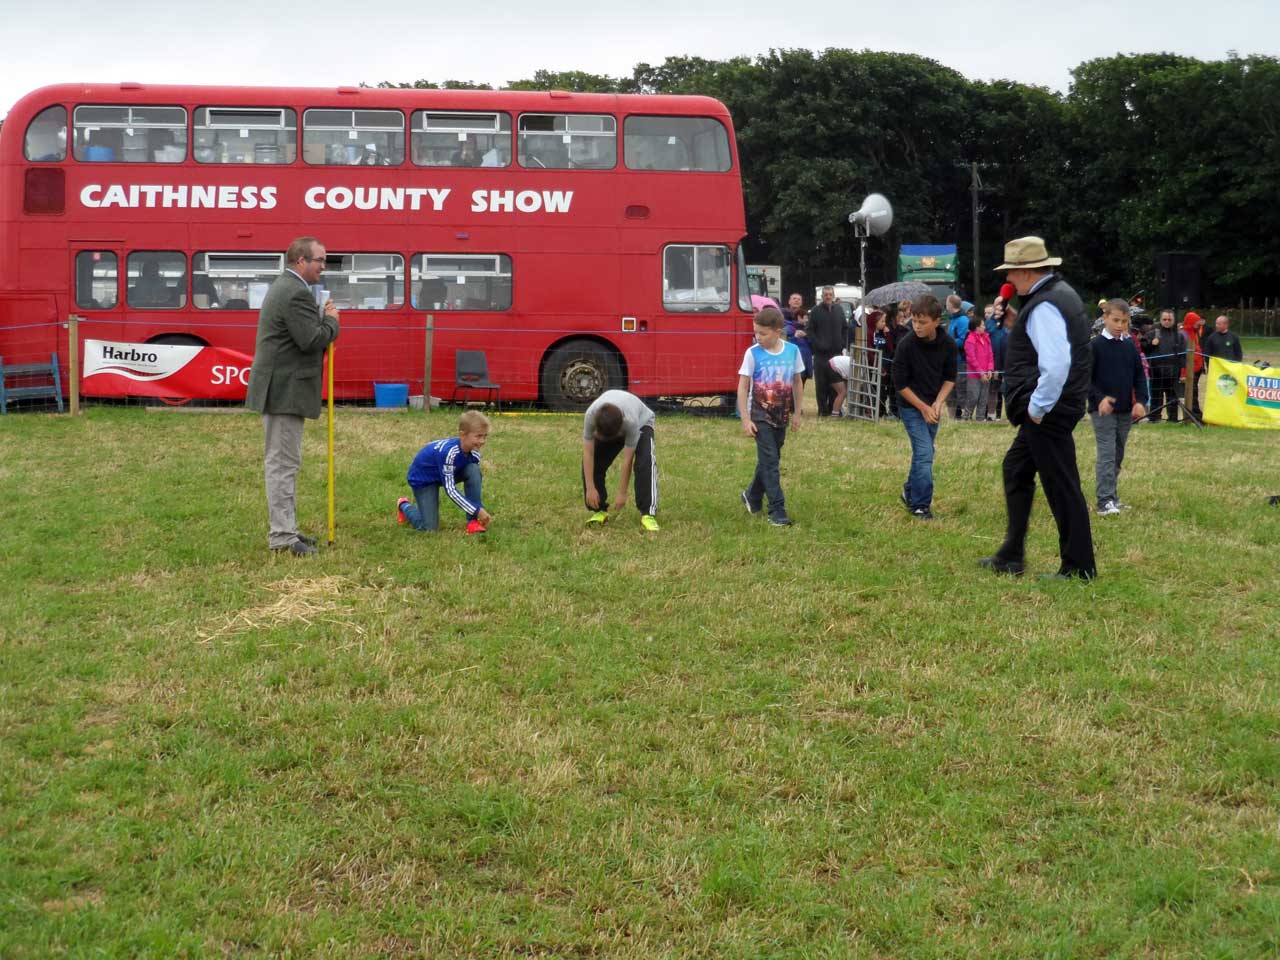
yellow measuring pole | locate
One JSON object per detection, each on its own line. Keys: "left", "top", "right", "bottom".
{"left": 326, "top": 343, "right": 335, "bottom": 547}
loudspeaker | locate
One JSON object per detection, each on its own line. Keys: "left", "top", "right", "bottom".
{"left": 1155, "top": 252, "right": 1202, "bottom": 310}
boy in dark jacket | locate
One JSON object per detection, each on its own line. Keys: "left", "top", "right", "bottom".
{"left": 1089, "top": 300, "right": 1149, "bottom": 516}
{"left": 892, "top": 294, "right": 957, "bottom": 520}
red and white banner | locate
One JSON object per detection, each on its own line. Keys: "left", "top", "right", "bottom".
{"left": 81, "top": 339, "right": 256, "bottom": 400}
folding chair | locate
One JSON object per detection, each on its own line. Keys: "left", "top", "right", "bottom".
{"left": 452, "top": 350, "right": 501, "bottom": 409}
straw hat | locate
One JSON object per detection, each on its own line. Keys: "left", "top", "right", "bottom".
{"left": 994, "top": 236, "right": 1063, "bottom": 271}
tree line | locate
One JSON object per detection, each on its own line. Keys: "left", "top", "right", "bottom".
{"left": 386, "top": 50, "right": 1279, "bottom": 307}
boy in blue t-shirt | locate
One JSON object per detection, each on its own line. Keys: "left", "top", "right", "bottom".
{"left": 736, "top": 306, "right": 805, "bottom": 526}
{"left": 397, "top": 410, "right": 492, "bottom": 534}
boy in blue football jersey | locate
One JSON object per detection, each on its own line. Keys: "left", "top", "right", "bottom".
{"left": 737, "top": 306, "right": 804, "bottom": 526}
{"left": 397, "top": 410, "right": 492, "bottom": 534}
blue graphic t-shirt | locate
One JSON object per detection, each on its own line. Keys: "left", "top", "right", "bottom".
{"left": 739, "top": 341, "right": 804, "bottom": 427}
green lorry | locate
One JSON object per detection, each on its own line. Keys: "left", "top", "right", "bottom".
{"left": 898, "top": 244, "right": 958, "bottom": 303}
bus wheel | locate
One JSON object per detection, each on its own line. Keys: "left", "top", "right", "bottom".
{"left": 146, "top": 334, "right": 209, "bottom": 405}
{"left": 541, "top": 340, "right": 621, "bottom": 411}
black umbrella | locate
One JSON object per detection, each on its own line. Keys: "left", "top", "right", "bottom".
{"left": 862, "top": 280, "right": 932, "bottom": 307}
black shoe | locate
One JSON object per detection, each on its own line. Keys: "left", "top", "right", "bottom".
{"left": 767, "top": 514, "right": 792, "bottom": 527}
{"left": 910, "top": 507, "right": 935, "bottom": 521}
{"left": 272, "top": 539, "right": 317, "bottom": 556}
{"left": 1041, "top": 568, "right": 1095, "bottom": 581}
{"left": 297, "top": 534, "right": 318, "bottom": 547}
{"left": 978, "top": 555, "right": 1025, "bottom": 576}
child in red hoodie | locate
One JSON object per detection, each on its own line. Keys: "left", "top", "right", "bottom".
{"left": 1182, "top": 311, "right": 1205, "bottom": 416}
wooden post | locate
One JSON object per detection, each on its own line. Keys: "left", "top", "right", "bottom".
{"left": 1184, "top": 329, "right": 1197, "bottom": 418}
{"left": 423, "top": 313, "right": 434, "bottom": 410}
{"left": 326, "top": 343, "right": 335, "bottom": 547}
{"left": 67, "top": 314, "right": 80, "bottom": 417}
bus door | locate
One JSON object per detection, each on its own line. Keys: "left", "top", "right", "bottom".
{"left": 615, "top": 243, "right": 657, "bottom": 396}
{"left": 639, "top": 241, "right": 741, "bottom": 399}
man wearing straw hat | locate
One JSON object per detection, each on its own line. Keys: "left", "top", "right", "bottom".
{"left": 980, "top": 237, "right": 1096, "bottom": 580}
{"left": 246, "top": 237, "right": 341, "bottom": 556}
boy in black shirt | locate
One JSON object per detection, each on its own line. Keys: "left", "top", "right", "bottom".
{"left": 891, "top": 294, "right": 957, "bottom": 520}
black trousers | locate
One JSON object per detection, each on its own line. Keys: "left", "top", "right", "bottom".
{"left": 582, "top": 425, "right": 656, "bottom": 515}
{"left": 1149, "top": 367, "right": 1181, "bottom": 421}
{"left": 996, "top": 416, "right": 1096, "bottom": 577}
{"left": 813, "top": 353, "right": 837, "bottom": 416}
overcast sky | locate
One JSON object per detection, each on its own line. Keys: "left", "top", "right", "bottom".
{"left": 1, "top": 0, "right": 1274, "bottom": 120}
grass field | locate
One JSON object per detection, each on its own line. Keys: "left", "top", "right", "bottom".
{"left": 2, "top": 399, "right": 1278, "bottom": 958}
{"left": 1241, "top": 336, "right": 1280, "bottom": 366}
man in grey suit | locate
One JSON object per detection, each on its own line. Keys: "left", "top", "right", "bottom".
{"left": 246, "top": 237, "right": 340, "bottom": 555}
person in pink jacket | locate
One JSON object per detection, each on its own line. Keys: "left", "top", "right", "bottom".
{"left": 962, "top": 314, "right": 995, "bottom": 421}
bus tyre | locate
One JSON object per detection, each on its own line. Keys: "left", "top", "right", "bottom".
{"left": 541, "top": 340, "right": 622, "bottom": 411}
{"left": 146, "top": 334, "right": 208, "bottom": 405}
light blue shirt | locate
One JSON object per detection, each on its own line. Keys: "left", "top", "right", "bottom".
{"left": 1025, "top": 275, "right": 1072, "bottom": 419}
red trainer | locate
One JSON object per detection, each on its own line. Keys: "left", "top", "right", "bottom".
{"left": 396, "top": 497, "right": 411, "bottom": 524}
{"left": 466, "top": 519, "right": 487, "bottom": 535}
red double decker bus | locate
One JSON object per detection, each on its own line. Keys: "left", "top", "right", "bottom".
{"left": 0, "top": 83, "right": 755, "bottom": 407}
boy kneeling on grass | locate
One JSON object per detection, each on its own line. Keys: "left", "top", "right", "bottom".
{"left": 891, "top": 293, "right": 956, "bottom": 521}
{"left": 397, "top": 410, "right": 492, "bottom": 534}
{"left": 582, "top": 389, "right": 659, "bottom": 532}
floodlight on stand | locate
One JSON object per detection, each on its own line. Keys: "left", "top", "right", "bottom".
{"left": 848, "top": 193, "right": 894, "bottom": 342}
{"left": 848, "top": 193, "right": 893, "bottom": 237}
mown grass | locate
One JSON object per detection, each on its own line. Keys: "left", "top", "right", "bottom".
{"left": 2, "top": 399, "right": 1278, "bottom": 958}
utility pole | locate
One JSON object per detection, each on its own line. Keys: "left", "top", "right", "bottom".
{"left": 970, "top": 162, "right": 981, "bottom": 303}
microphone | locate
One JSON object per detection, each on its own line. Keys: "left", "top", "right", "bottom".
{"left": 1000, "top": 282, "right": 1015, "bottom": 301}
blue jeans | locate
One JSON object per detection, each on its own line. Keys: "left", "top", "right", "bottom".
{"left": 900, "top": 406, "right": 938, "bottom": 509}
{"left": 746, "top": 421, "right": 788, "bottom": 519}
{"left": 403, "top": 462, "right": 482, "bottom": 531}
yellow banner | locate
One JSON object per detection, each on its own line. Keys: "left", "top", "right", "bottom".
{"left": 1203, "top": 357, "right": 1280, "bottom": 429}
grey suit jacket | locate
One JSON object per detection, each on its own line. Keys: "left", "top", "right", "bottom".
{"left": 245, "top": 272, "right": 339, "bottom": 419}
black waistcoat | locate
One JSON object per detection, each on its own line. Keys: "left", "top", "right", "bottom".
{"left": 1004, "top": 275, "right": 1093, "bottom": 426}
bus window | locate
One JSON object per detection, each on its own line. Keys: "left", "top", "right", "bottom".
{"left": 75, "top": 251, "right": 118, "bottom": 309}
{"left": 517, "top": 114, "right": 615, "bottom": 170}
{"left": 127, "top": 252, "right": 187, "bottom": 309}
{"left": 73, "top": 105, "right": 187, "bottom": 163}
{"left": 663, "top": 245, "right": 731, "bottom": 313}
{"left": 411, "top": 111, "right": 511, "bottom": 167}
{"left": 317, "top": 254, "right": 405, "bottom": 309}
{"left": 411, "top": 254, "right": 512, "bottom": 310}
{"left": 24, "top": 105, "right": 67, "bottom": 162}
{"left": 194, "top": 108, "right": 296, "bottom": 164}
{"left": 624, "top": 116, "right": 731, "bottom": 172}
{"left": 303, "top": 109, "right": 405, "bottom": 166}
{"left": 192, "top": 252, "right": 284, "bottom": 308}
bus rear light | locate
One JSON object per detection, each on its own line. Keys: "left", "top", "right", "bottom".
{"left": 621, "top": 316, "right": 637, "bottom": 332}
{"left": 625, "top": 205, "right": 650, "bottom": 219}
{"left": 24, "top": 168, "right": 65, "bottom": 215}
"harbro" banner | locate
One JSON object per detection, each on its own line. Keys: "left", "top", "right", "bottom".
{"left": 1203, "top": 357, "right": 1280, "bottom": 430}
{"left": 81, "top": 339, "right": 256, "bottom": 401}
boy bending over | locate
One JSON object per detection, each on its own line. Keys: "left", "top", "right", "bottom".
{"left": 582, "top": 389, "right": 659, "bottom": 531}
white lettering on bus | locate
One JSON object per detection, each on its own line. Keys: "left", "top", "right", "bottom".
{"left": 79, "top": 184, "right": 277, "bottom": 210}
{"left": 303, "top": 186, "right": 452, "bottom": 211}
{"left": 470, "top": 189, "right": 573, "bottom": 214}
